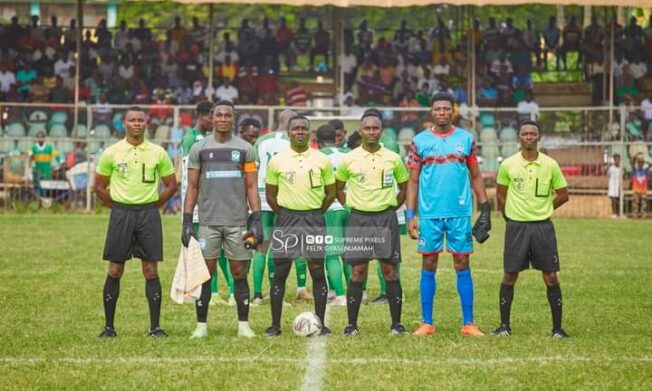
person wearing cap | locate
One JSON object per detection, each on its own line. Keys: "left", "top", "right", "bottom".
{"left": 264, "top": 115, "right": 336, "bottom": 336}
{"left": 336, "top": 109, "right": 409, "bottom": 336}
{"left": 490, "top": 120, "right": 570, "bottom": 338}
{"left": 95, "top": 106, "right": 178, "bottom": 338}
{"left": 407, "top": 92, "right": 490, "bottom": 337}
{"left": 182, "top": 100, "right": 262, "bottom": 338}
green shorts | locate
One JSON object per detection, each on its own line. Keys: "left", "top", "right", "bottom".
{"left": 324, "top": 209, "right": 349, "bottom": 256}
{"left": 261, "top": 211, "right": 277, "bottom": 241}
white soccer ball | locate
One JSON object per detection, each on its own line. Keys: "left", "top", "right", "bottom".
{"left": 292, "top": 312, "right": 322, "bottom": 337}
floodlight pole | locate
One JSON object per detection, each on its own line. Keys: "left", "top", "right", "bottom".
{"left": 608, "top": 18, "right": 614, "bottom": 129}
{"left": 470, "top": 6, "right": 476, "bottom": 131}
{"left": 73, "top": 0, "right": 83, "bottom": 132}
{"left": 208, "top": 3, "right": 215, "bottom": 93}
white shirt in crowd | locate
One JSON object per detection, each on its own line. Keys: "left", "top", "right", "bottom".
{"left": 0, "top": 70, "right": 16, "bottom": 93}
{"left": 338, "top": 52, "right": 357, "bottom": 75}
{"left": 628, "top": 61, "right": 648, "bottom": 80}
{"left": 54, "top": 59, "right": 74, "bottom": 78}
{"left": 215, "top": 84, "right": 239, "bottom": 102}
{"left": 517, "top": 100, "right": 540, "bottom": 120}
{"left": 641, "top": 98, "right": 652, "bottom": 121}
{"left": 607, "top": 164, "right": 623, "bottom": 198}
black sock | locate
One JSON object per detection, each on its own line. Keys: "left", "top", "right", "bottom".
{"left": 103, "top": 275, "right": 120, "bottom": 329}
{"left": 385, "top": 280, "right": 403, "bottom": 327}
{"left": 145, "top": 277, "right": 162, "bottom": 330}
{"left": 499, "top": 283, "right": 515, "bottom": 328}
{"left": 195, "top": 280, "right": 212, "bottom": 323}
{"left": 546, "top": 283, "right": 563, "bottom": 330}
{"left": 234, "top": 277, "right": 250, "bottom": 322}
{"left": 270, "top": 261, "right": 291, "bottom": 328}
{"left": 309, "top": 266, "right": 328, "bottom": 325}
{"left": 346, "top": 281, "right": 363, "bottom": 327}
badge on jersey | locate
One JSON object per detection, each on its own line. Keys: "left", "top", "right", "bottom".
{"left": 514, "top": 177, "right": 525, "bottom": 192}
{"left": 381, "top": 170, "right": 394, "bottom": 188}
{"left": 309, "top": 169, "right": 322, "bottom": 188}
{"left": 356, "top": 172, "right": 367, "bottom": 184}
{"left": 117, "top": 162, "right": 128, "bottom": 177}
{"left": 231, "top": 150, "right": 241, "bottom": 163}
{"left": 284, "top": 171, "right": 296, "bottom": 184}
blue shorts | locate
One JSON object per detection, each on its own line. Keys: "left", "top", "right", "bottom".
{"left": 417, "top": 217, "right": 473, "bottom": 255}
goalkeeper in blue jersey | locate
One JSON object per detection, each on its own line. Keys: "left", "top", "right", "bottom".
{"left": 406, "top": 92, "right": 491, "bottom": 337}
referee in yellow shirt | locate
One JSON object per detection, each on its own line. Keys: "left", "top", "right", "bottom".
{"left": 491, "top": 120, "right": 570, "bottom": 338}
{"left": 95, "top": 107, "right": 178, "bottom": 338}
{"left": 264, "top": 115, "right": 336, "bottom": 336}
{"left": 335, "top": 109, "right": 410, "bottom": 336}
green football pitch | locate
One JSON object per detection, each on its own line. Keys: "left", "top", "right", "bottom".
{"left": 0, "top": 214, "right": 650, "bottom": 390}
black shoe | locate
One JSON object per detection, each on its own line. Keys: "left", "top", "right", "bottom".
{"left": 490, "top": 325, "right": 512, "bottom": 337}
{"left": 265, "top": 325, "right": 282, "bottom": 337}
{"left": 390, "top": 324, "right": 407, "bottom": 336}
{"left": 369, "top": 294, "right": 388, "bottom": 305}
{"left": 98, "top": 326, "right": 117, "bottom": 338}
{"left": 551, "top": 328, "right": 570, "bottom": 339}
{"left": 148, "top": 327, "right": 168, "bottom": 338}
{"left": 343, "top": 325, "right": 359, "bottom": 336}
{"left": 319, "top": 326, "right": 332, "bottom": 336}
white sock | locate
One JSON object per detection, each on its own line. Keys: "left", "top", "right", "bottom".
{"left": 238, "top": 321, "right": 249, "bottom": 328}
{"left": 197, "top": 322, "right": 207, "bottom": 329}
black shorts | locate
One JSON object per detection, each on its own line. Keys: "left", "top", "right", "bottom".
{"left": 503, "top": 219, "right": 559, "bottom": 273}
{"left": 270, "top": 208, "right": 325, "bottom": 263}
{"left": 344, "top": 208, "right": 401, "bottom": 265}
{"left": 103, "top": 202, "right": 163, "bottom": 262}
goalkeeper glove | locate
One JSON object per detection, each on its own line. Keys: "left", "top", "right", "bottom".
{"left": 243, "top": 211, "right": 263, "bottom": 249}
{"left": 181, "top": 213, "right": 197, "bottom": 248}
{"left": 472, "top": 202, "right": 491, "bottom": 243}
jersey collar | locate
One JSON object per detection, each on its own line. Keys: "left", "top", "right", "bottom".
{"left": 518, "top": 151, "right": 541, "bottom": 166}
{"left": 290, "top": 147, "right": 312, "bottom": 157}
{"left": 430, "top": 126, "right": 455, "bottom": 138}
{"left": 123, "top": 138, "right": 150, "bottom": 151}
{"left": 360, "top": 145, "right": 384, "bottom": 157}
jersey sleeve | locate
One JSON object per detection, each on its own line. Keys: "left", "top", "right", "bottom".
{"left": 393, "top": 156, "right": 410, "bottom": 183}
{"left": 406, "top": 141, "right": 422, "bottom": 169}
{"left": 180, "top": 132, "right": 193, "bottom": 157}
{"left": 466, "top": 140, "right": 479, "bottom": 167}
{"left": 496, "top": 161, "right": 510, "bottom": 186}
{"left": 551, "top": 161, "right": 568, "bottom": 190}
{"left": 96, "top": 149, "right": 113, "bottom": 176}
{"left": 334, "top": 155, "right": 350, "bottom": 181}
{"left": 187, "top": 142, "right": 201, "bottom": 170}
{"left": 157, "top": 149, "right": 176, "bottom": 177}
{"left": 322, "top": 159, "right": 335, "bottom": 185}
{"left": 265, "top": 155, "right": 280, "bottom": 185}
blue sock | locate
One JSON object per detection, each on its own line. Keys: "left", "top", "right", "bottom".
{"left": 456, "top": 268, "right": 474, "bottom": 325}
{"left": 420, "top": 270, "right": 436, "bottom": 325}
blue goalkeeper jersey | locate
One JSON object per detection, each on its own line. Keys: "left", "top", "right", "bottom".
{"left": 407, "top": 126, "right": 478, "bottom": 219}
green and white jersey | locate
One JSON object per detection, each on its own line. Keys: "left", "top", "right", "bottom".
{"left": 320, "top": 146, "right": 350, "bottom": 212}
{"left": 181, "top": 128, "right": 207, "bottom": 222}
{"left": 254, "top": 131, "right": 290, "bottom": 211}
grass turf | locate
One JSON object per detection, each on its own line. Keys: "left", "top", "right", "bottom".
{"left": 0, "top": 214, "right": 650, "bottom": 390}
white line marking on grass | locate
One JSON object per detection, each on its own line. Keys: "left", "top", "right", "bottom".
{"left": 299, "top": 305, "right": 330, "bottom": 391}
{"left": 1, "top": 355, "right": 651, "bottom": 367}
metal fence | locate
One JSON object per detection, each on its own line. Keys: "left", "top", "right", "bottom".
{"left": 0, "top": 102, "right": 650, "bottom": 218}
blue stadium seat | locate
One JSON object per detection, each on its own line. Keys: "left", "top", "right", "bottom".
{"left": 28, "top": 123, "right": 48, "bottom": 137}
{"left": 383, "top": 127, "right": 397, "bottom": 140}
{"left": 49, "top": 124, "right": 68, "bottom": 138}
{"left": 499, "top": 126, "right": 518, "bottom": 142}
{"left": 479, "top": 112, "right": 496, "bottom": 129}
{"left": 93, "top": 124, "right": 112, "bottom": 139}
{"left": 0, "top": 138, "right": 13, "bottom": 153}
{"left": 49, "top": 111, "right": 68, "bottom": 126}
{"left": 6, "top": 122, "right": 26, "bottom": 137}
{"left": 479, "top": 127, "right": 498, "bottom": 143}
{"left": 73, "top": 124, "right": 88, "bottom": 138}
{"left": 55, "top": 139, "right": 74, "bottom": 155}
